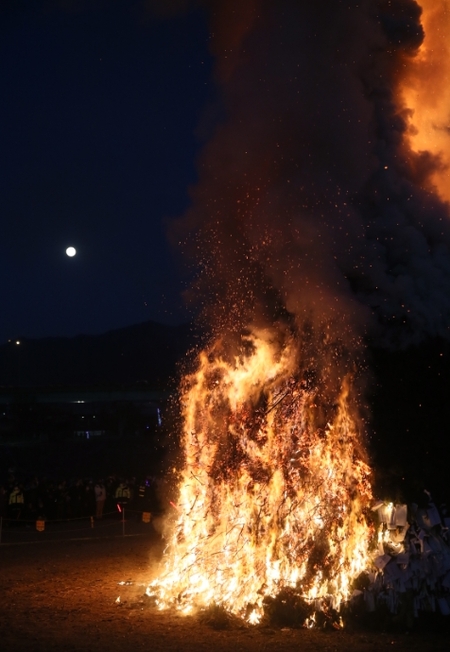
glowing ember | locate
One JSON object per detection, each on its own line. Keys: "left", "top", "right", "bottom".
{"left": 147, "top": 326, "right": 373, "bottom": 624}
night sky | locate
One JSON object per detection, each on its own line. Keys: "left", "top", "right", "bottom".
{"left": 1, "top": 0, "right": 214, "bottom": 345}
{"left": 3, "top": 0, "right": 450, "bottom": 353}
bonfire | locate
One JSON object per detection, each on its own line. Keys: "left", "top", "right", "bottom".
{"left": 147, "top": 326, "right": 373, "bottom": 625}
{"left": 147, "top": 0, "right": 450, "bottom": 626}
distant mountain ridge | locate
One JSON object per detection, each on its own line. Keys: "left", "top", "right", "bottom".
{"left": 0, "top": 321, "right": 196, "bottom": 388}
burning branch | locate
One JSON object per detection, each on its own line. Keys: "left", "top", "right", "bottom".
{"left": 147, "top": 328, "right": 373, "bottom": 624}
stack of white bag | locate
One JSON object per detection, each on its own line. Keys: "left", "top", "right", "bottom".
{"left": 361, "top": 494, "right": 450, "bottom": 618}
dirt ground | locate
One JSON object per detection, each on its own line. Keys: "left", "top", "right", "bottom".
{"left": 0, "top": 523, "right": 449, "bottom": 652}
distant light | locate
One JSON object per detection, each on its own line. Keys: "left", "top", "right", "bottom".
{"left": 15, "top": 340, "right": 20, "bottom": 345}
{"left": 66, "top": 246, "right": 77, "bottom": 257}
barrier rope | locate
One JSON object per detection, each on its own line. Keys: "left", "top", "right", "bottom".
{"left": 0, "top": 507, "right": 153, "bottom": 545}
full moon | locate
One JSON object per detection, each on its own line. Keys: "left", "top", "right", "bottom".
{"left": 66, "top": 246, "right": 76, "bottom": 257}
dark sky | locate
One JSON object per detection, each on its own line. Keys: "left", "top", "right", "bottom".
{"left": 1, "top": 0, "right": 213, "bottom": 344}
{"left": 169, "top": 0, "right": 450, "bottom": 351}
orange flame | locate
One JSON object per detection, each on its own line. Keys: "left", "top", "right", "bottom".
{"left": 399, "top": 0, "right": 450, "bottom": 201}
{"left": 147, "top": 326, "right": 373, "bottom": 624}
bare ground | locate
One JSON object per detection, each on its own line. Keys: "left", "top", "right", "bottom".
{"left": 0, "top": 522, "right": 449, "bottom": 652}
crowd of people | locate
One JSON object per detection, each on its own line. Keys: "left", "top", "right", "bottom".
{"left": 0, "top": 470, "right": 160, "bottom": 524}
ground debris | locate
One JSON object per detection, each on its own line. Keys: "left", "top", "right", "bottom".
{"left": 197, "top": 603, "right": 247, "bottom": 630}
{"left": 262, "top": 588, "right": 313, "bottom": 628}
{"left": 1, "top": 531, "right": 450, "bottom": 651}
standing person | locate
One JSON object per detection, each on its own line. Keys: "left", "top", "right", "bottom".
{"left": 0, "top": 485, "right": 8, "bottom": 520}
{"left": 8, "top": 485, "right": 24, "bottom": 522}
{"left": 82, "top": 481, "right": 96, "bottom": 518}
{"left": 115, "top": 480, "right": 130, "bottom": 514}
{"left": 94, "top": 480, "right": 106, "bottom": 519}
{"left": 136, "top": 478, "right": 148, "bottom": 522}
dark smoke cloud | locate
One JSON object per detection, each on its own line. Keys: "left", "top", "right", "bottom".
{"left": 171, "top": 0, "right": 450, "bottom": 349}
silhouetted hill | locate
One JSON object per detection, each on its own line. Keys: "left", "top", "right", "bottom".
{"left": 0, "top": 321, "right": 198, "bottom": 388}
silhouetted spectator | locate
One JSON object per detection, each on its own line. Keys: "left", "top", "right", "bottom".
{"left": 115, "top": 480, "right": 130, "bottom": 508}
{"left": 9, "top": 485, "right": 24, "bottom": 521}
{"left": 0, "top": 485, "right": 7, "bottom": 520}
{"left": 95, "top": 480, "right": 106, "bottom": 519}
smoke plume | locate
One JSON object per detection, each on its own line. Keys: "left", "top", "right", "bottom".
{"left": 171, "top": 0, "right": 450, "bottom": 349}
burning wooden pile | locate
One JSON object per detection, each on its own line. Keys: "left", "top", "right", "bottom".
{"left": 146, "top": 327, "right": 450, "bottom": 628}
{"left": 147, "top": 327, "right": 374, "bottom": 626}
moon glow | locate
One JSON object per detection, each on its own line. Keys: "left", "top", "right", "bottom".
{"left": 66, "top": 246, "right": 77, "bottom": 257}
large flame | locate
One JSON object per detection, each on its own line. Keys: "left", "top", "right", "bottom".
{"left": 399, "top": 0, "right": 450, "bottom": 201}
{"left": 148, "top": 326, "right": 373, "bottom": 624}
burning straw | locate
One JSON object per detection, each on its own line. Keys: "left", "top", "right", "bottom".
{"left": 147, "top": 326, "right": 373, "bottom": 625}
